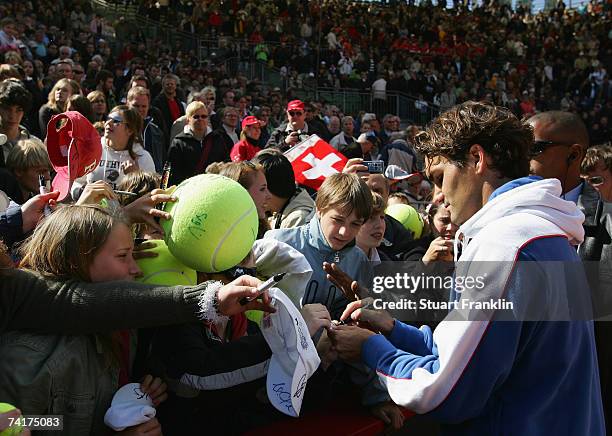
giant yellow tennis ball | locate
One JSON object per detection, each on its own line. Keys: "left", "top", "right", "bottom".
{"left": 386, "top": 204, "right": 424, "bottom": 239}
{"left": 162, "top": 174, "right": 258, "bottom": 272}
{"left": 136, "top": 240, "right": 197, "bottom": 286}
{"left": 0, "top": 403, "right": 23, "bottom": 436}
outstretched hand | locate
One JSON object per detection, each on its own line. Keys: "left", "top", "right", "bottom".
{"left": 122, "top": 188, "right": 177, "bottom": 236}
{"left": 323, "top": 262, "right": 366, "bottom": 301}
{"left": 21, "top": 191, "right": 60, "bottom": 233}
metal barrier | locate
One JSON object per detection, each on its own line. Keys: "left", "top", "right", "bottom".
{"left": 89, "top": 0, "right": 440, "bottom": 124}
{"left": 90, "top": 0, "right": 199, "bottom": 51}
{"left": 292, "top": 87, "right": 440, "bottom": 124}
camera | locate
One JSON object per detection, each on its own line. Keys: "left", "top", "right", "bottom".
{"left": 363, "top": 160, "right": 385, "bottom": 174}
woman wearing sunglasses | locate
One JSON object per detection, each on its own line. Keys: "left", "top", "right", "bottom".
{"left": 582, "top": 144, "right": 612, "bottom": 202}
{"left": 74, "top": 106, "right": 155, "bottom": 198}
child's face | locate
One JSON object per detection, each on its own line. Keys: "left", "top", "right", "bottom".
{"left": 89, "top": 224, "right": 141, "bottom": 282}
{"left": 356, "top": 211, "right": 386, "bottom": 251}
{"left": 318, "top": 207, "right": 365, "bottom": 251}
{"left": 247, "top": 170, "right": 271, "bottom": 219}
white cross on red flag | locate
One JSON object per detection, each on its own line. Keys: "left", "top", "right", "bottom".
{"left": 284, "top": 135, "right": 348, "bottom": 190}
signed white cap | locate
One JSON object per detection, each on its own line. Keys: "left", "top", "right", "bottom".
{"left": 261, "top": 288, "right": 320, "bottom": 417}
{"left": 104, "top": 383, "right": 156, "bottom": 431}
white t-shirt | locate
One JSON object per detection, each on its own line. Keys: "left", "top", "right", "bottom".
{"left": 73, "top": 138, "right": 156, "bottom": 196}
{"left": 371, "top": 78, "right": 387, "bottom": 100}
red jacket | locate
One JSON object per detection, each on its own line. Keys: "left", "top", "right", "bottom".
{"left": 230, "top": 138, "right": 261, "bottom": 162}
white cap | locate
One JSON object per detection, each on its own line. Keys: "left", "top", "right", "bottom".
{"left": 103, "top": 383, "right": 156, "bottom": 431}
{"left": 0, "top": 190, "right": 9, "bottom": 213}
{"left": 361, "top": 112, "right": 377, "bottom": 122}
{"left": 384, "top": 165, "right": 422, "bottom": 183}
{"left": 261, "top": 288, "right": 321, "bottom": 417}
{"left": 0, "top": 134, "right": 7, "bottom": 147}
{"left": 356, "top": 131, "right": 377, "bottom": 144}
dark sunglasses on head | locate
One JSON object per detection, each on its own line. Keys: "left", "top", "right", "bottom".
{"left": 105, "top": 115, "right": 123, "bottom": 125}
{"left": 192, "top": 114, "right": 208, "bottom": 120}
{"left": 288, "top": 111, "right": 303, "bottom": 116}
{"left": 529, "top": 140, "right": 572, "bottom": 157}
{"left": 584, "top": 175, "right": 605, "bottom": 185}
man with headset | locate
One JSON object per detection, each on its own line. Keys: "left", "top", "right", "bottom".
{"left": 528, "top": 111, "right": 612, "bottom": 430}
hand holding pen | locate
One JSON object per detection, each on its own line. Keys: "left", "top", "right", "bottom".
{"left": 239, "top": 272, "right": 287, "bottom": 305}
{"left": 336, "top": 297, "right": 395, "bottom": 335}
{"left": 38, "top": 175, "right": 52, "bottom": 217}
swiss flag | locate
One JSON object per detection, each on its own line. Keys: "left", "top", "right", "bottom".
{"left": 284, "top": 135, "right": 348, "bottom": 190}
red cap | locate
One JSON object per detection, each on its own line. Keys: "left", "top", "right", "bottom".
{"left": 46, "top": 111, "right": 102, "bottom": 200}
{"left": 287, "top": 100, "right": 305, "bottom": 112}
{"left": 241, "top": 115, "right": 261, "bottom": 130}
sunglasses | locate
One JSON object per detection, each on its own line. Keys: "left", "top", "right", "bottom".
{"left": 288, "top": 111, "right": 303, "bottom": 116}
{"left": 584, "top": 175, "right": 605, "bottom": 185}
{"left": 74, "top": 70, "right": 84, "bottom": 74}
{"left": 529, "top": 140, "right": 572, "bottom": 157}
{"left": 191, "top": 114, "right": 208, "bottom": 120}
{"left": 105, "top": 115, "right": 123, "bottom": 125}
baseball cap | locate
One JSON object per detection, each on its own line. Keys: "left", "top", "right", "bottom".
{"left": 46, "top": 111, "right": 102, "bottom": 200}
{"left": 0, "top": 190, "right": 9, "bottom": 213}
{"left": 385, "top": 165, "right": 423, "bottom": 184}
{"left": 0, "top": 134, "right": 6, "bottom": 147}
{"left": 261, "top": 288, "right": 321, "bottom": 417}
{"left": 103, "top": 383, "right": 156, "bottom": 431}
{"left": 241, "top": 115, "right": 261, "bottom": 130}
{"left": 287, "top": 100, "right": 305, "bottom": 112}
{"left": 357, "top": 131, "right": 378, "bottom": 144}
{"left": 362, "top": 113, "right": 377, "bottom": 123}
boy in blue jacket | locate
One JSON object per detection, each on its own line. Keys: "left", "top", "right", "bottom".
{"left": 265, "top": 173, "right": 404, "bottom": 428}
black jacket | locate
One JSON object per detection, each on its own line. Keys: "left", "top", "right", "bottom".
{"left": 142, "top": 117, "right": 166, "bottom": 172}
{"left": 378, "top": 214, "right": 415, "bottom": 259}
{"left": 151, "top": 319, "right": 274, "bottom": 435}
{"left": 152, "top": 94, "right": 185, "bottom": 133}
{"left": 167, "top": 130, "right": 230, "bottom": 185}
{"left": 265, "top": 122, "right": 329, "bottom": 152}
{"left": 578, "top": 182, "right": 612, "bottom": 314}
{"left": 576, "top": 182, "right": 612, "bottom": 429}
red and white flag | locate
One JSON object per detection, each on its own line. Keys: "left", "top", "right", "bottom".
{"left": 284, "top": 135, "right": 348, "bottom": 190}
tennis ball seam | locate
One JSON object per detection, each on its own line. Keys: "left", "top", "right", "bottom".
{"left": 141, "top": 269, "right": 197, "bottom": 286}
{"left": 211, "top": 205, "right": 256, "bottom": 271}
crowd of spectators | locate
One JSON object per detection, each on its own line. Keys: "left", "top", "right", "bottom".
{"left": 1, "top": 0, "right": 612, "bottom": 434}
{"left": 138, "top": 0, "right": 610, "bottom": 144}
{"left": 0, "top": 0, "right": 610, "bottom": 147}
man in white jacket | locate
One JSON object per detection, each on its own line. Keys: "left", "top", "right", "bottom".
{"left": 331, "top": 101, "right": 604, "bottom": 435}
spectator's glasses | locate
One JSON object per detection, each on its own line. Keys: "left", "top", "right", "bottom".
{"left": 105, "top": 115, "right": 123, "bottom": 125}
{"left": 288, "top": 111, "right": 303, "bottom": 116}
{"left": 529, "top": 140, "right": 572, "bottom": 157}
{"left": 584, "top": 175, "right": 605, "bottom": 186}
{"left": 191, "top": 114, "right": 208, "bottom": 120}
{"left": 73, "top": 69, "right": 84, "bottom": 75}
